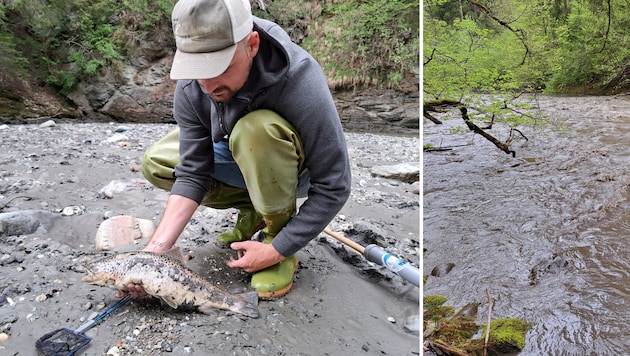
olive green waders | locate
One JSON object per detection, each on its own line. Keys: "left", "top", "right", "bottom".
{"left": 141, "top": 110, "right": 305, "bottom": 298}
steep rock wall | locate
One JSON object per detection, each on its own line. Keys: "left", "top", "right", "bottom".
{"left": 1, "top": 54, "right": 418, "bottom": 136}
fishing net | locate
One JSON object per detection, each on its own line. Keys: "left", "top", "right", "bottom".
{"left": 35, "top": 328, "right": 90, "bottom": 356}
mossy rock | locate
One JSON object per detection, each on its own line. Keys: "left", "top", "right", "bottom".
{"left": 423, "top": 295, "right": 532, "bottom": 356}
{"left": 424, "top": 294, "right": 448, "bottom": 309}
{"left": 424, "top": 295, "right": 454, "bottom": 325}
{"left": 485, "top": 317, "right": 532, "bottom": 353}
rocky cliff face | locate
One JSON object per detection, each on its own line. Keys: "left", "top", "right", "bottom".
{"left": 0, "top": 39, "right": 418, "bottom": 136}
{"left": 335, "top": 86, "right": 419, "bottom": 135}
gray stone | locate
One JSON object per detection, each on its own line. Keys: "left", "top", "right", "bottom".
{"left": 371, "top": 162, "right": 420, "bottom": 182}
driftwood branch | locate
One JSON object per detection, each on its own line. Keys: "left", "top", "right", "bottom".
{"left": 428, "top": 340, "right": 470, "bottom": 356}
{"left": 424, "top": 147, "right": 453, "bottom": 152}
{"left": 423, "top": 109, "right": 443, "bottom": 124}
{"left": 484, "top": 288, "right": 495, "bottom": 356}
{"left": 505, "top": 128, "right": 528, "bottom": 146}
{"left": 460, "top": 107, "right": 516, "bottom": 157}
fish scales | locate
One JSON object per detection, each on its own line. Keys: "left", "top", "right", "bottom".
{"left": 82, "top": 249, "right": 258, "bottom": 318}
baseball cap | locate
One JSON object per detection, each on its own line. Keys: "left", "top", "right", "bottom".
{"left": 170, "top": 0, "right": 253, "bottom": 80}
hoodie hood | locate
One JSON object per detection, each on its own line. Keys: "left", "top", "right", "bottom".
{"left": 236, "top": 17, "right": 290, "bottom": 100}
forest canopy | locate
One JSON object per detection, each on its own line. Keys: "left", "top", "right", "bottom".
{"left": 423, "top": 0, "right": 630, "bottom": 98}
{"left": 0, "top": 0, "right": 419, "bottom": 95}
{"left": 423, "top": 0, "right": 630, "bottom": 155}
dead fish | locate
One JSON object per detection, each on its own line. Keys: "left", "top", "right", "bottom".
{"left": 81, "top": 248, "right": 259, "bottom": 318}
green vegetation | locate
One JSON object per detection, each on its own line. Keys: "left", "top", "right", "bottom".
{"left": 0, "top": 0, "right": 419, "bottom": 95}
{"left": 307, "top": 0, "right": 419, "bottom": 88}
{"left": 0, "top": 0, "right": 173, "bottom": 94}
{"left": 424, "top": 0, "right": 630, "bottom": 97}
{"left": 423, "top": 294, "right": 532, "bottom": 355}
{"left": 485, "top": 318, "right": 532, "bottom": 351}
{"left": 421, "top": 0, "right": 627, "bottom": 154}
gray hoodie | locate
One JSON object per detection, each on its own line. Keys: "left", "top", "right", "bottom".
{"left": 170, "top": 17, "right": 351, "bottom": 257}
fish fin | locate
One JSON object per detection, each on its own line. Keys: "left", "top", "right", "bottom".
{"left": 162, "top": 246, "right": 186, "bottom": 264}
{"left": 197, "top": 305, "right": 220, "bottom": 316}
{"left": 160, "top": 295, "right": 179, "bottom": 309}
{"left": 232, "top": 291, "right": 259, "bottom": 318}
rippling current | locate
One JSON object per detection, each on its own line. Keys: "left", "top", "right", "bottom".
{"left": 423, "top": 95, "right": 630, "bottom": 355}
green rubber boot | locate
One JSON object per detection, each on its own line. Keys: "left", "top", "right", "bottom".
{"left": 198, "top": 180, "right": 265, "bottom": 248}
{"left": 251, "top": 211, "right": 298, "bottom": 299}
{"left": 216, "top": 207, "right": 264, "bottom": 248}
{"left": 251, "top": 253, "right": 298, "bottom": 299}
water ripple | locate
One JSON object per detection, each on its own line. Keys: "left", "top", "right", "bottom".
{"left": 424, "top": 95, "right": 630, "bottom": 354}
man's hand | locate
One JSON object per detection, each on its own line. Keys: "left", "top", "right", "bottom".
{"left": 227, "top": 241, "right": 285, "bottom": 273}
{"left": 116, "top": 284, "right": 149, "bottom": 299}
{"left": 115, "top": 245, "right": 162, "bottom": 299}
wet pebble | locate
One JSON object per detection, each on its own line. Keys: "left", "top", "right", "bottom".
{"left": 404, "top": 315, "right": 420, "bottom": 335}
{"left": 102, "top": 133, "right": 129, "bottom": 144}
{"left": 39, "top": 120, "right": 56, "bottom": 128}
{"left": 115, "top": 125, "right": 133, "bottom": 132}
{"left": 61, "top": 205, "right": 85, "bottom": 216}
{"left": 106, "top": 346, "right": 121, "bottom": 356}
{"left": 0, "top": 254, "right": 16, "bottom": 265}
{"left": 411, "top": 181, "right": 420, "bottom": 194}
{"left": 0, "top": 210, "right": 59, "bottom": 237}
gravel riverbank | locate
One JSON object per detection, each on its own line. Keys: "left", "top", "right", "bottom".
{"left": 0, "top": 122, "right": 419, "bottom": 356}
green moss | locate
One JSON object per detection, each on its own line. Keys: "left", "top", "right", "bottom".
{"left": 437, "top": 318, "right": 480, "bottom": 344}
{"left": 424, "top": 296, "right": 532, "bottom": 355}
{"left": 485, "top": 318, "right": 532, "bottom": 351}
{"left": 424, "top": 294, "right": 448, "bottom": 308}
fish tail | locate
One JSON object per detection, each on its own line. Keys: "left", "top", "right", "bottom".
{"left": 233, "top": 291, "right": 259, "bottom": 318}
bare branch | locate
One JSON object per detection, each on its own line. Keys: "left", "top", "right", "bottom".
{"left": 464, "top": 0, "right": 530, "bottom": 65}
{"left": 460, "top": 106, "right": 516, "bottom": 157}
{"left": 598, "top": 0, "right": 611, "bottom": 53}
{"left": 424, "top": 48, "right": 436, "bottom": 66}
{"left": 484, "top": 288, "right": 494, "bottom": 356}
{"left": 423, "top": 110, "right": 443, "bottom": 124}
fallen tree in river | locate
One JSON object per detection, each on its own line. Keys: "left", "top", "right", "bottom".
{"left": 423, "top": 98, "right": 534, "bottom": 157}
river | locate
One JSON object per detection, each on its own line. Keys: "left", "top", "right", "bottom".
{"left": 423, "top": 94, "right": 630, "bottom": 355}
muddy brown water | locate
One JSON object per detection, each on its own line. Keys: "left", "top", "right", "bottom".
{"left": 423, "top": 95, "right": 630, "bottom": 355}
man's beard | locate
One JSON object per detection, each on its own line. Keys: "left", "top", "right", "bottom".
{"left": 208, "top": 87, "right": 234, "bottom": 102}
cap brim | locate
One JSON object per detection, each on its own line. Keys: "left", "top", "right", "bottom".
{"left": 170, "top": 44, "right": 238, "bottom": 80}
